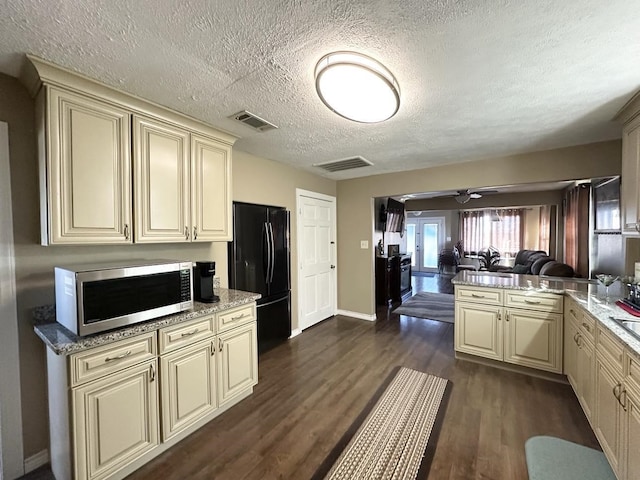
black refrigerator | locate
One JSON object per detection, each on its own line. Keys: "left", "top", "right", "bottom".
{"left": 228, "top": 202, "right": 291, "bottom": 353}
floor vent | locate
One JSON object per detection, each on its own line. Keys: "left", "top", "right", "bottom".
{"left": 314, "top": 156, "right": 373, "bottom": 172}
{"left": 229, "top": 111, "right": 278, "bottom": 132}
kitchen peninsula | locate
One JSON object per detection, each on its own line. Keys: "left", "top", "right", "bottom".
{"left": 452, "top": 270, "right": 640, "bottom": 480}
{"left": 34, "top": 288, "right": 259, "bottom": 480}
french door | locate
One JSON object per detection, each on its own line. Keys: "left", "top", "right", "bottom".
{"left": 406, "top": 217, "right": 445, "bottom": 273}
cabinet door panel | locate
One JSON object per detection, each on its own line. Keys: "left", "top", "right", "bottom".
{"left": 160, "top": 339, "right": 217, "bottom": 440}
{"left": 133, "top": 116, "right": 190, "bottom": 242}
{"left": 218, "top": 322, "right": 258, "bottom": 406}
{"left": 625, "top": 391, "right": 640, "bottom": 480}
{"left": 191, "top": 134, "right": 232, "bottom": 241}
{"left": 564, "top": 317, "right": 578, "bottom": 387}
{"left": 46, "top": 87, "right": 131, "bottom": 244}
{"left": 73, "top": 360, "right": 158, "bottom": 480}
{"left": 577, "top": 338, "right": 595, "bottom": 422}
{"left": 621, "top": 120, "right": 640, "bottom": 234}
{"left": 594, "top": 358, "right": 622, "bottom": 476}
{"left": 504, "top": 309, "right": 561, "bottom": 373}
{"left": 454, "top": 303, "right": 502, "bottom": 361}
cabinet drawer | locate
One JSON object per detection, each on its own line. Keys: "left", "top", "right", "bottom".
{"left": 578, "top": 311, "right": 596, "bottom": 343}
{"left": 70, "top": 332, "right": 156, "bottom": 386}
{"left": 565, "top": 298, "right": 580, "bottom": 322}
{"left": 216, "top": 303, "right": 256, "bottom": 333}
{"left": 504, "top": 291, "right": 563, "bottom": 313}
{"left": 455, "top": 287, "right": 503, "bottom": 306}
{"left": 597, "top": 326, "right": 625, "bottom": 374}
{"left": 159, "top": 316, "right": 215, "bottom": 355}
{"left": 626, "top": 353, "right": 640, "bottom": 395}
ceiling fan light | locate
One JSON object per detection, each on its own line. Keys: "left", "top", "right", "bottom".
{"left": 315, "top": 52, "right": 400, "bottom": 123}
{"left": 455, "top": 194, "right": 471, "bottom": 204}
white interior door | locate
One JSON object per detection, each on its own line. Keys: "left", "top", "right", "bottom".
{"left": 406, "top": 217, "right": 445, "bottom": 273}
{"left": 297, "top": 189, "right": 336, "bottom": 330}
{"left": 0, "top": 122, "right": 24, "bottom": 479}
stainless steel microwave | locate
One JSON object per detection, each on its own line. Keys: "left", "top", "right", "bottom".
{"left": 55, "top": 260, "right": 193, "bottom": 336}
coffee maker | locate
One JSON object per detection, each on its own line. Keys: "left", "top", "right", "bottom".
{"left": 193, "top": 261, "right": 219, "bottom": 303}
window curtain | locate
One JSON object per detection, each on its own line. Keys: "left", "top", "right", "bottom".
{"left": 564, "top": 184, "right": 590, "bottom": 277}
{"left": 460, "top": 209, "right": 524, "bottom": 256}
{"left": 538, "top": 205, "right": 551, "bottom": 254}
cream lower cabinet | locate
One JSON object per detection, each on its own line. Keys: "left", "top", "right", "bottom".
{"left": 217, "top": 321, "right": 258, "bottom": 405}
{"left": 47, "top": 303, "right": 258, "bottom": 480}
{"left": 455, "top": 286, "right": 563, "bottom": 374}
{"left": 564, "top": 298, "right": 596, "bottom": 422}
{"left": 160, "top": 338, "right": 217, "bottom": 440}
{"left": 595, "top": 355, "right": 624, "bottom": 477}
{"left": 455, "top": 303, "right": 503, "bottom": 361}
{"left": 73, "top": 360, "right": 159, "bottom": 480}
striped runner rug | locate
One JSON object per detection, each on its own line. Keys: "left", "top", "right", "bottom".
{"left": 312, "top": 367, "right": 450, "bottom": 480}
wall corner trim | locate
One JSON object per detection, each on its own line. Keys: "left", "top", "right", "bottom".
{"left": 24, "top": 449, "right": 49, "bottom": 474}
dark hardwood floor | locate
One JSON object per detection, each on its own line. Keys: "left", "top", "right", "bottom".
{"left": 128, "top": 273, "right": 597, "bottom": 480}
{"left": 23, "top": 274, "right": 598, "bottom": 479}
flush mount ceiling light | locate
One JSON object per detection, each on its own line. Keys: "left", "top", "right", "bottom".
{"left": 315, "top": 51, "right": 400, "bottom": 123}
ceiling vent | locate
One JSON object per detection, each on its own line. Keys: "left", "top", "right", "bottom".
{"left": 229, "top": 111, "right": 278, "bottom": 132}
{"left": 313, "top": 156, "right": 373, "bottom": 173}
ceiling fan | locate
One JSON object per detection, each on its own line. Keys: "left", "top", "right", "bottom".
{"left": 436, "top": 189, "right": 499, "bottom": 204}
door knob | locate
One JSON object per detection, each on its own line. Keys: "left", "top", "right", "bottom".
{"left": 330, "top": 265, "right": 336, "bottom": 269}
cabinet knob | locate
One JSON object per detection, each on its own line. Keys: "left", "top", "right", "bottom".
{"left": 185, "top": 226, "right": 189, "bottom": 240}
{"left": 211, "top": 341, "right": 215, "bottom": 356}
{"left": 149, "top": 364, "right": 156, "bottom": 382}
{"left": 124, "top": 224, "right": 130, "bottom": 240}
{"left": 218, "top": 338, "right": 223, "bottom": 353}
{"left": 193, "top": 226, "right": 198, "bottom": 240}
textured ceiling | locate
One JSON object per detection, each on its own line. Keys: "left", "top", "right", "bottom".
{"left": 1, "top": 0, "right": 639, "bottom": 180}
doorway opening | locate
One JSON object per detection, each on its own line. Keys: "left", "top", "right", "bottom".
{"left": 406, "top": 216, "right": 446, "bottom": 273}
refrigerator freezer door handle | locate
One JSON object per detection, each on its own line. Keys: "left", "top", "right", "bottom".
{"left": 264, "top": 222, "right": 271, "bottom": 285}
{"left": 268, "top": 222, "right": 275, "bottom": 284}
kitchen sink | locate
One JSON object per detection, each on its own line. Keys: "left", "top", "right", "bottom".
{"left": 609, "top": 316, "right": 640, "bottom": 341}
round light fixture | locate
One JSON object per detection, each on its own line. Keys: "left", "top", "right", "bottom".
{"left": 315, "top": 51, "right": 400, "bottom": 123}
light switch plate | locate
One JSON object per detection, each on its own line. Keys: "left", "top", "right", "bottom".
{"left": 360, "top": 240, "right": 369, "bottom": 249}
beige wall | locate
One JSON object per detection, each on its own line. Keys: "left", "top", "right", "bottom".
{"left": 336, "top": 140, "right": 622, "bottom": 317}
{"left": 0, "top": 74, "right": 336, "bottom": 459}
{"left": 0, "top": 67, "right": 623, "bottom": 461}
{"left": 229, "top": 150, "right": 337, "bottom": 332}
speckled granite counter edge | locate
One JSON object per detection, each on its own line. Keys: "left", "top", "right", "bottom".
{"left": 565, "top": 290, "right": 640, "bottom": 360}
{"left": 451, "top": 271, "right": 640, "bottom": 358}
{"left": 34, "top": 288, "right": 261, "bottom": 356}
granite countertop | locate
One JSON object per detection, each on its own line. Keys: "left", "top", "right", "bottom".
{"left": 451, "top": 270, "right": 640, "bottom": 358}
{"left": 34, "top": 288, "right": 261, "bottom": 356}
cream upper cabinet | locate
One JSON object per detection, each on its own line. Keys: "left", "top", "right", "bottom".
{"left": 621, "top": 116, "right": 640, "bottom": 234}
{"left": 28, "top": 56, "right": 236, "bottom": 245}
{"left": 73, "top": 359, "right": 159, "bottom": 480}
{"left": 217, "top": 321, "right": 258, "bottom": 406}
{"left": 133, "top": 116, "right": 190, "bottom": 243}
{"left": 191, "top": 134, "right": 232, "bottom": 241}
{"left": 41, "top": 86, "right": 132, "bottom": 245}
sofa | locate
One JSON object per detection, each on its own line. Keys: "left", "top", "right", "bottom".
{"left": 489, "top": 249, "right": 575, "bottom": 277}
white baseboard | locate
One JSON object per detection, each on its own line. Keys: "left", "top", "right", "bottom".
{"left": 336, "top": 309, "right": 376, "bottom": 322}
{"left": 289, "top": 328, "right": 302, "bottom": 338}
{"left": 24, "top": 449, "right": 49, "bottom": 473}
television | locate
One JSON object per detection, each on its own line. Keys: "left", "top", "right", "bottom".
{"left": 384, "top": 198, "right": 405, "bottom": 233}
